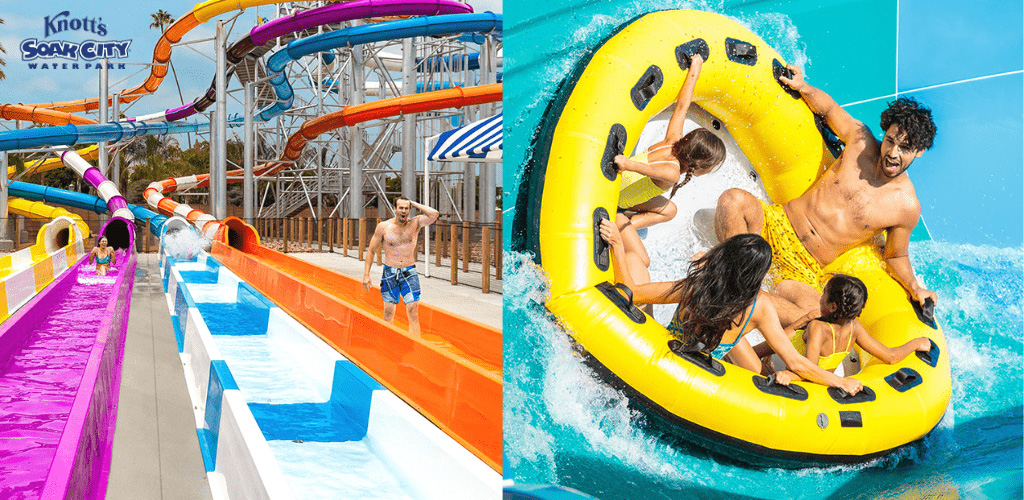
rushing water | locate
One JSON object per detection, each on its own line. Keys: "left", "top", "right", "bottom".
{"left": 503, "top": 1, "right": 1024, "bottom": 498}
{"left": 0, "top": 260, "right": 121, "bottom": 498}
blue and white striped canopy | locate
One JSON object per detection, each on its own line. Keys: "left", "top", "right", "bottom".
{"left": 427, "top": 113, "right": 502, "bottom": 163}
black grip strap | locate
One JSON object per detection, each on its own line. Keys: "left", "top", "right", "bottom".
{"left": 675, "top": 38, "right": 710, "bottom": 70}
{"left": 827, "top": 385, "right": 876, "bottom": 404}
{"left": 885, "top": 367, "right": 923, "bottom": 392}
{"left": 913, "top": 297, "right": 937, "bottom": 329}
{"left": 725, "top": 38, "right": 757, "bottom": 66}
{"left": 601, "top": 124, "right": 627, "bottom": 181}
{"left": 630, "top": 65, "right": 664, "bottom": 111}
{"left": 668, "top": 339, "right": 725, "bottom": 376}
{"left": 593, "top": 207, "right": 610, "bottom": 271}
{"left": 772, "top": 59, "right": 801, "bottom": 99}
{"left": 595, "top": 282, "right": 646, "bottom": 324}
{"left": 814, "top": 114, "right": 845, "bottom": 158}
{"left": 752, "top": 374, "right": 809, "bottom": 401}
{"left": 916, "top": 338, "right": 940, "bottom": 367}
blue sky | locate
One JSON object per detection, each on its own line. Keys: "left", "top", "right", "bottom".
{"left": 0, "top": 0, "right": 502, "bottom": 120}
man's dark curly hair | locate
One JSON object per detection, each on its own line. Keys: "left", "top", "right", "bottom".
{"left": 879, "top": 97, "right": 936, "bottom": 151}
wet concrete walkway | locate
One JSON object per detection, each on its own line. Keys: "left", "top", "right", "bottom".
{"left": 107, "top": 253, "right": 212, "bottom": 500}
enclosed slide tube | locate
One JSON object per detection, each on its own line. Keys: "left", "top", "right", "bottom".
{"left": 260, "top": 13, "right": 502, "bottom": 120}
{"left": 8, "top": 181, "right": 168, "bottom": 238}
{"left": 7, "top": 198, "right": 91, "bottom": 238}
{"left": 143, "top": 84, "right": 502, "bottom": 237}
{"left": 58, "top": 149, "right": 134, "bottom": 221}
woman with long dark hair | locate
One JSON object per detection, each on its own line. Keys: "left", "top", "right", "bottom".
{"left": 599, "top": 220, "right": 862, "bottom": 393}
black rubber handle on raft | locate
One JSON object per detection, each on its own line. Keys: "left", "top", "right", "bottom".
{"left": 630, "top": 65, "right": 664, "bottom": 111}
{"left": 601, "top": 124, "right": 627, "bottom": 181}
{"left": 772, "top": 59, "right": 802, "bottom": 99}
{"left": 668, "top": 340, "right": 725, "bottom": 376}
{"left": 675, "top": 39, "right": 710, "bottom": 70}
{"left": 916, "top": 338, "right": 940, "bottom": 367}
{"left": 725, "top": 38, "right": 757, "bottom": 66}
{"left": 593, "top": 207, "right": 610, "bottom": 271}
{"left": 595, "top": 282, "right": 646, "bottom": 324}
{"left": 752, "top": 375, "right": 808, "bottom": 401}
{"left": 814, "top": 114, "right": 846, "bottom": 158}
{"left": 885, "top": 367, "right": 923, "bottom": 393}
{"left": 913, "top": 297, "right": 938, "bottom": 330}
{"left": 827, "top": 385, "right": 876, "bottom": 404}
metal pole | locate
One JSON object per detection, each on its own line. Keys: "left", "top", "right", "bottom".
{"left": 316, "top": 24, "right": 324, "bottom": 221}
{"left": 422, "top": 137, "right": 432, "bottom": 278}
{"left": 112, "top": 93, "right": 121, "bottom": 192}
{"left": 349, "top": 25, "right": 365, "bottom": 218}
{"left": 401, "top": 37, "right": 416, "bottom": 200}
{"left": 209, "top": 110, "right": 216, "bottom": 212}
{"left": 214, "top": 20, "right": 228, "bottom": 220}
{"left": 480, "top": 37, "right": 494, "bottom": 223}
{"left": 244, "top": 82, "right": 254, "bottom": 223}
{"left": 98, "top": 58, "right": 109, "bottom": 176}
{"left": 0, "top": 152, "right": 9, "bottom": 251}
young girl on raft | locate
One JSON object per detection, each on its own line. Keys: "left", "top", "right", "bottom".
{"left": 88, "top": 236, "right": 116, "bottom": 276}
{"left": 599, "top": 220, "right": 863, "bottom": 395}
{"left": 760, "top": 274, "right": 932, "bottom": 378}
{"left": 615, "top": 53, "right": 727, "bottom": 288}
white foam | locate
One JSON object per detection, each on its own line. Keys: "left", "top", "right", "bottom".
{"left": 162, "top": 227, "right": 211, "bottom": 260}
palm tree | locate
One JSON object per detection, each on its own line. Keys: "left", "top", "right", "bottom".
{"left": 149, "top": 10, "right": 174, "bottom": 32}
{"left": 0, "top": 18, "right": 7, "bottom": 81}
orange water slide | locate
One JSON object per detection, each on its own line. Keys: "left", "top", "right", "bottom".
{"left": 146, "top": 84, "right": 502, "bottom": 197}
{"left": 212, "top": 220, "right": 501, "bottom": 472}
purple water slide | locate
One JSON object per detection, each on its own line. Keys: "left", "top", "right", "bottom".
{"left": 0, "top": 242, "right": 137, "bottom": 499}
{"left": 250, "top": 0, "right": 472, "bottom": 45}
{"left": 147, "top": 0, "right": 472, "bottom": 124}
{"left": 61, "top": 150, "right": 133, "bottom": 219}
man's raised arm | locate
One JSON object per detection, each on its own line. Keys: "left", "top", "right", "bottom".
{"left": 410, "top": 200, "right": 440, "bottom": 226}
{"left": 779, "top": 65, "right": 874, "bottom": 146}
{"left": 883, "top": 208, "right": 938, "bottom": 305}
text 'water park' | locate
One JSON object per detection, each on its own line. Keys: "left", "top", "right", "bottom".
{"left": 0, "top": 0, "right": 502, "bottom": 498}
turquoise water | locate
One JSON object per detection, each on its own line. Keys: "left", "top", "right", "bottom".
{"left": 504, "top": 243, "right": 1023, "bottom": 499}
{"left": 503, "top": 1, "right": 1024, "bottom": 498}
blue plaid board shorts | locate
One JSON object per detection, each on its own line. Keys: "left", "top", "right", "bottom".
{"left": 380, "top": 265, "right": 421, "bottom": 304}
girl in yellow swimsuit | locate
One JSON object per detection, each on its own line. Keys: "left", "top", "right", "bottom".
{"left": 759, "top": 274, "right": 931, "bottom": 377}
{"left": 614, "top": 54, "right": 726, "bottom": 293}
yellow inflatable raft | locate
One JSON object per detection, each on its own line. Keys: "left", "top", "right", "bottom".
{"left": 514, "top": 9, "right": 951, "bottom": 465}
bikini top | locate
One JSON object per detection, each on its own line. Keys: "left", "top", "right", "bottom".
{"left": 618, "top": 145, "right": 679, "bottom": 209}
{"left": 791, "top": 322, "right": 854, "bottom": 371}
{"left": 667, "top": 294, "right": 757, "bottom": 360}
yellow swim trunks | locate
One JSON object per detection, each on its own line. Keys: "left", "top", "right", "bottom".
{"left": 759, "top": 201, "right": 829, "bottom": 292}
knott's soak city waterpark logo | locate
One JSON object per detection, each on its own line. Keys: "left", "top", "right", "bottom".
{"left": 20, "top": 11, "right": 132, "bottom": 70}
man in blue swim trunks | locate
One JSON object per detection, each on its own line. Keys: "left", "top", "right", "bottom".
{"left": 363, "top": 196, "right": 439, "bottom": 336}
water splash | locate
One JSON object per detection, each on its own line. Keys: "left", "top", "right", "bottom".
{"left": 161, "top": 227, "right": 210, "bottom": 260}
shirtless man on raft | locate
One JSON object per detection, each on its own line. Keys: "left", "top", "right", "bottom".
{"left": 714, "top": 65, "right": 938, "bottom": 320}
{"left": 363, "top": 196, "right": 440, "bottom": 336}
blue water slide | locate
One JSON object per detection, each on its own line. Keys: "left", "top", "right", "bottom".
{"left": 9, "top": 181, "right": 168, "bottom": 235}
{"left": 0, "top": 119, "right": 242, "bottom": 152}
{"left": 260, "top": 13, "right": 502, "bottom": 121}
